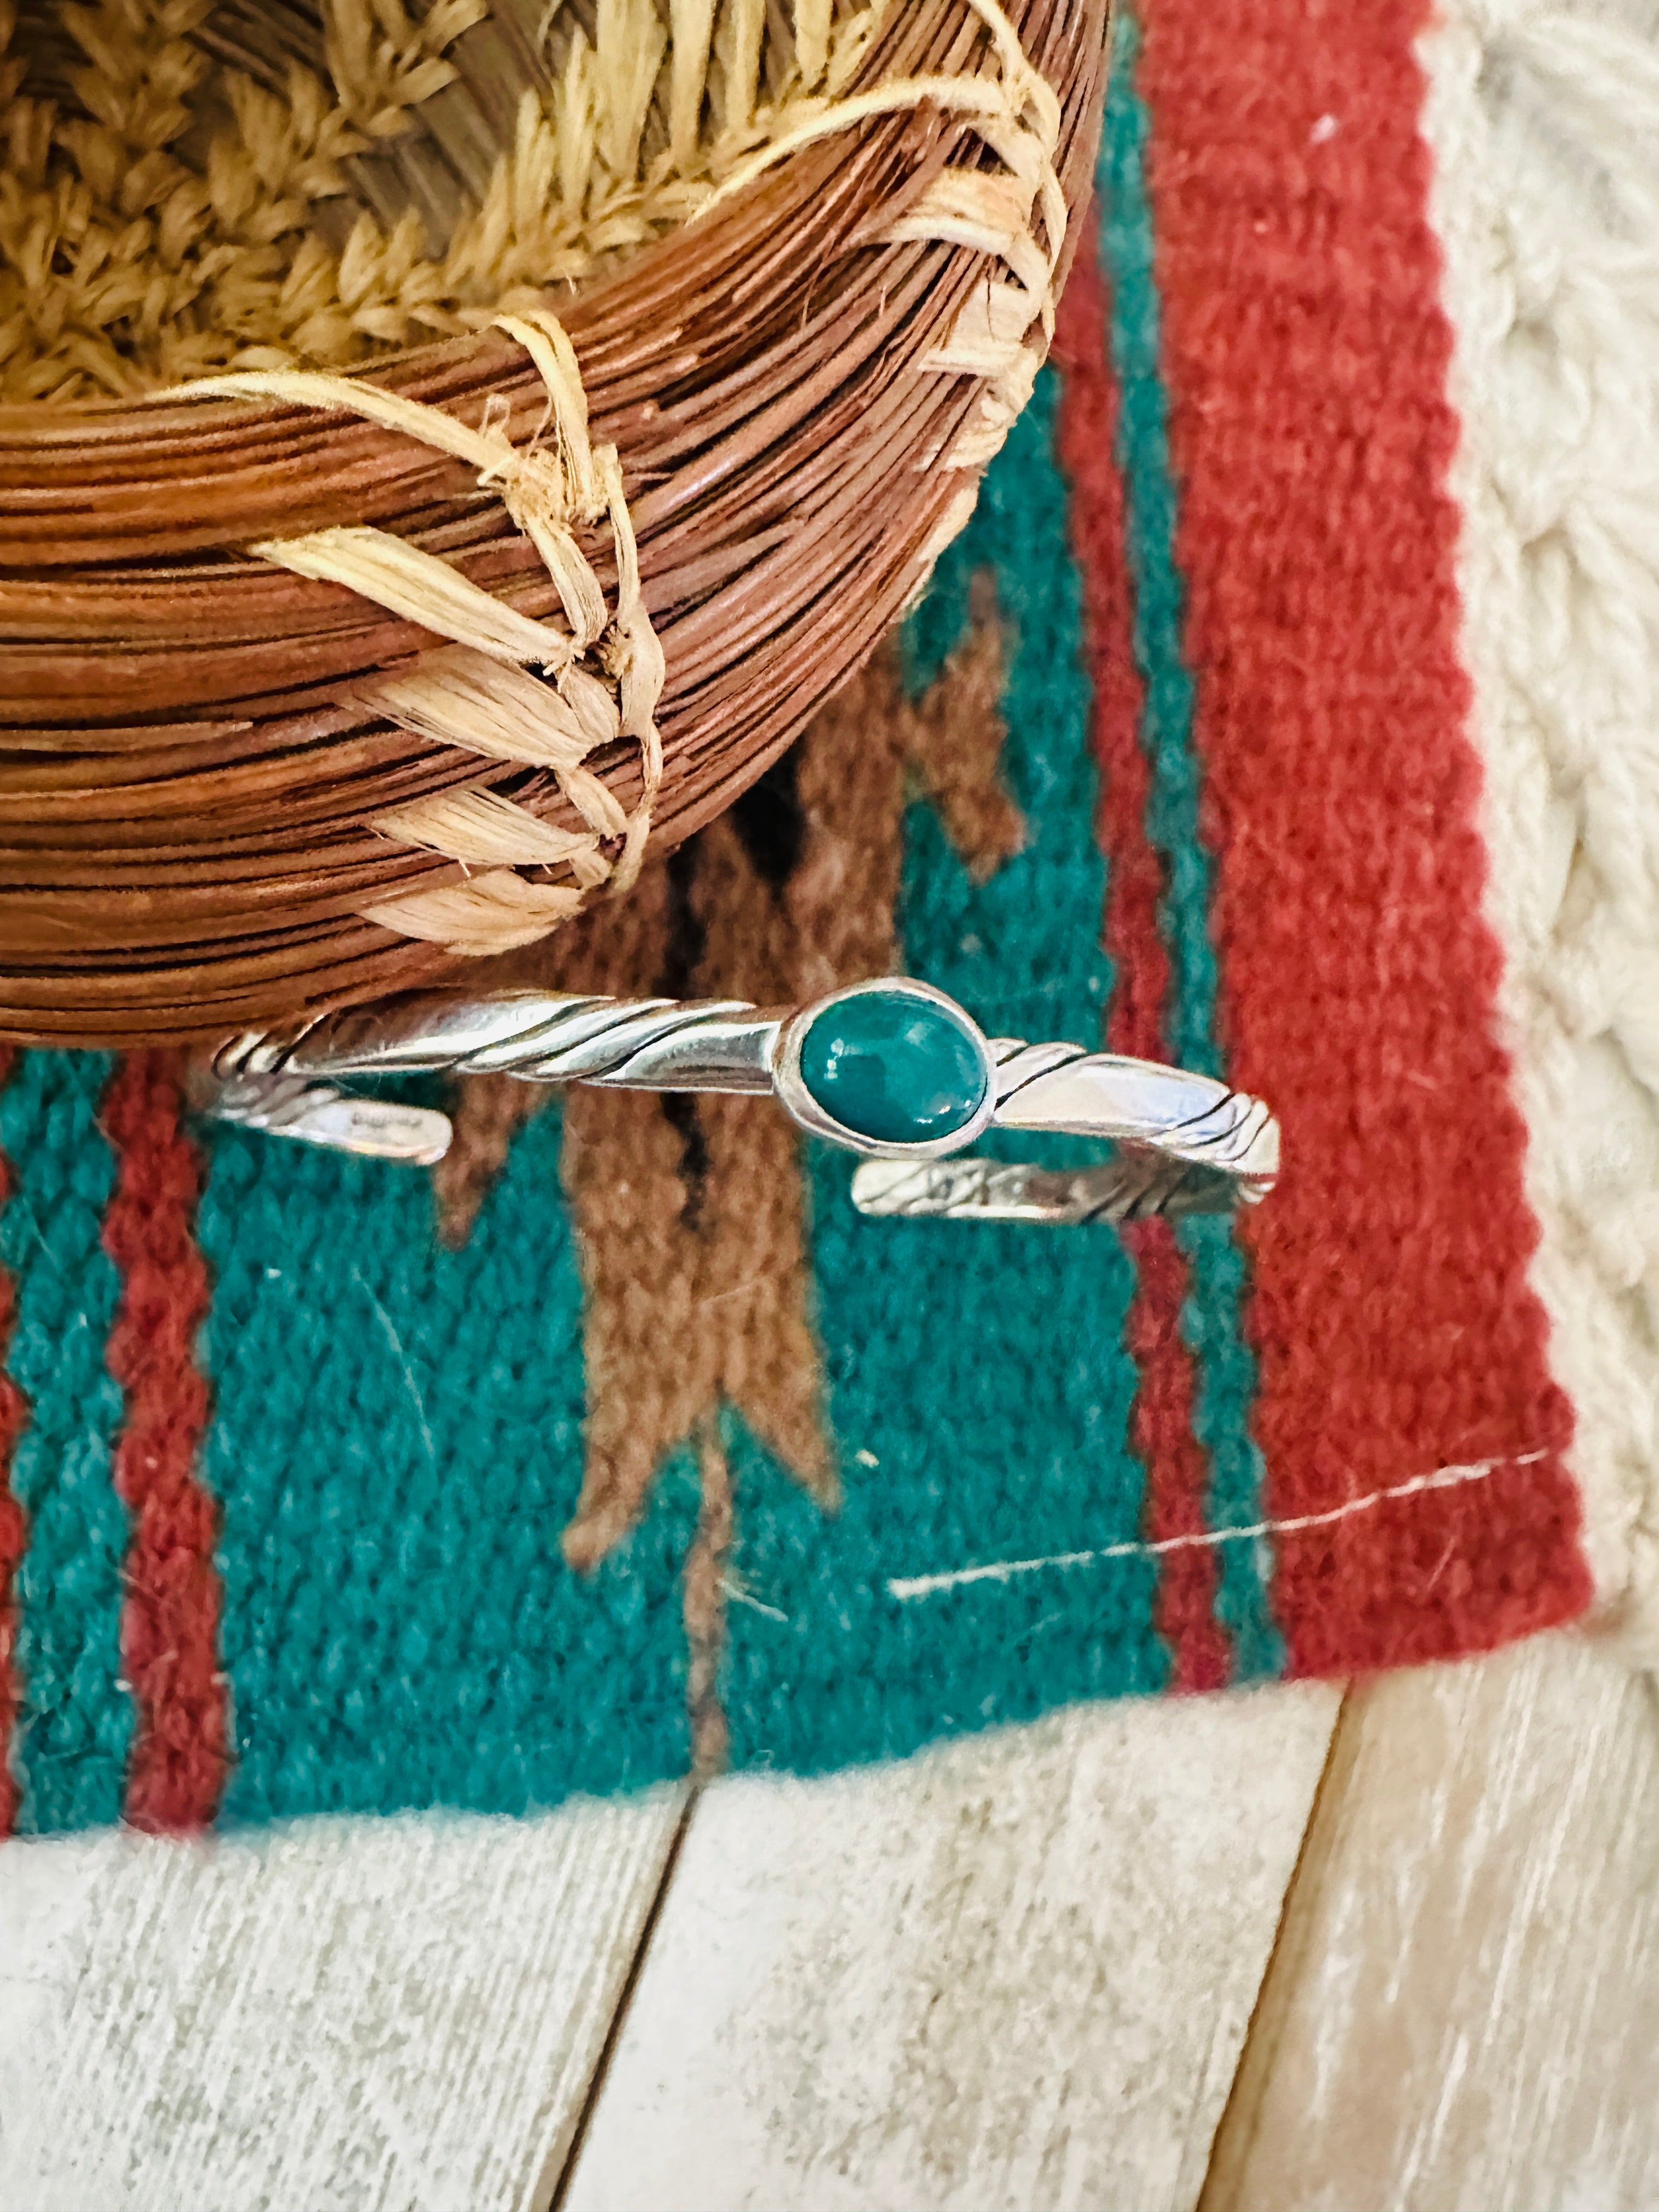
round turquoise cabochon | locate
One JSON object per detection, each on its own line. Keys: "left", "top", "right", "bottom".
{"left": 798, "top": 989, "right": 988, "bottom": 1147}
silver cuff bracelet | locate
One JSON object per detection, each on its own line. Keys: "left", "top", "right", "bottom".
{"left": 201, "top": 979, "right": 1280, "bottom": 1226}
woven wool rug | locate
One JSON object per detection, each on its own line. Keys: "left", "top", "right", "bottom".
{"left": 2, "top": 0, "right": 1655, "bottom": 1838}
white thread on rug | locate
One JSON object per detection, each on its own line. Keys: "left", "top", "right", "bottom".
{"left": 1418, "top": 0, "right": 1659, "bottom": 1656}
{"left": 720, "top": 1578, "right": 791, "bottom": 1623}
{"left": 885, "top": 1450, "right": 1549, "bottom": 1601}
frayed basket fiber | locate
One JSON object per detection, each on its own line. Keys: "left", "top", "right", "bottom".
{"left": 0, "top": 0, "right": 1108, "bottom": 1048}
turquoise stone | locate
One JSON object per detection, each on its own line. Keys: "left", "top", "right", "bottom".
{"left": 799, "top": 990, "right": 986, "bottom": 1146}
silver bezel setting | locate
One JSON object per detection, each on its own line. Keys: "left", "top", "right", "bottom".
{"left": 770, "top": 978, "right": 1000, "bottom": 1160}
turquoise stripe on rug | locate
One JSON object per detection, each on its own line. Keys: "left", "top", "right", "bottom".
{"left": 721, "top": 375, "right": 1167, "bottom": 1776}
{"left": 0, "top": 1053, "right": 131, "bottom": 1833}
{"left": 1100, "top": 7, "right": 1284, "bottom": 1680}
{"left": 198, "top": 1102, "right": 692, "bottom": 1821}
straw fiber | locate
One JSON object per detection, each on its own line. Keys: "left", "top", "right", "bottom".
{"left": 0, "top": 0, "right": 1108, "bottom": 1045}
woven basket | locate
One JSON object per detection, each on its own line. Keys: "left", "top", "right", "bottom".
{"left": 0, "top": 0, "right": 1107, "bottom": 1048}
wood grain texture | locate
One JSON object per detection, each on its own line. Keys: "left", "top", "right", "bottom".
{"left": 0, "top": 1788, "right": 686, "bottom": 2212}
{"left": 1201, "top": 1632, "right": 1659, "bottom": 2212}
{"left": 560, "top": 1686, "right": 1341, "bottom": 2212}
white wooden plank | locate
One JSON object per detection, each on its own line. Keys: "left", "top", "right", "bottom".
{"left": 1201, "top": 1632, "right": 1659, "bottom": 2212}
{"left": 0, "top": 1788, "right": 687, "bottom": 2212}
{"left": 560, "top": 1686, "right": 1341, "bottom": 2212}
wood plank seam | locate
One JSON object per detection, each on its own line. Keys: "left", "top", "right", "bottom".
{"left": 1188, "top": 1636, "right": 1659, "bottom": 2211}
{"left": 541, "top": 1784, "right": 704, "bottom": 2212}
{"left": 1196, "top": 1685, "right": 1357, "bottom": 2212}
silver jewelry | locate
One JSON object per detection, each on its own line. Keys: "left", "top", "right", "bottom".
{"left": 201, "top": 979, "right": 1279, "bottom": 1224}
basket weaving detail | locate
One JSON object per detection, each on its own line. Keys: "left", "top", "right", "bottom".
{"left": 0, "top": 0, "right": 1107, "bottom": 1045}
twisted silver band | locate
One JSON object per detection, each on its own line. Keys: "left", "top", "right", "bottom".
{"left": 203, "top": 981, "right": 1280, "bottom": 1224}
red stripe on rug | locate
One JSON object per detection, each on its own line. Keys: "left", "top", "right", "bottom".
{"left": 101, "top": 1052, "right": 228, "bottom": 1829}
{"left": 1133, "top": 0, "right": 1590, "bottom": 1670}
{"left": 1053, "top": 216, "right": 1229, "bottom": 1693}
{"left": 0, "top": 1046, "right": 26, "bottom": 1837}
